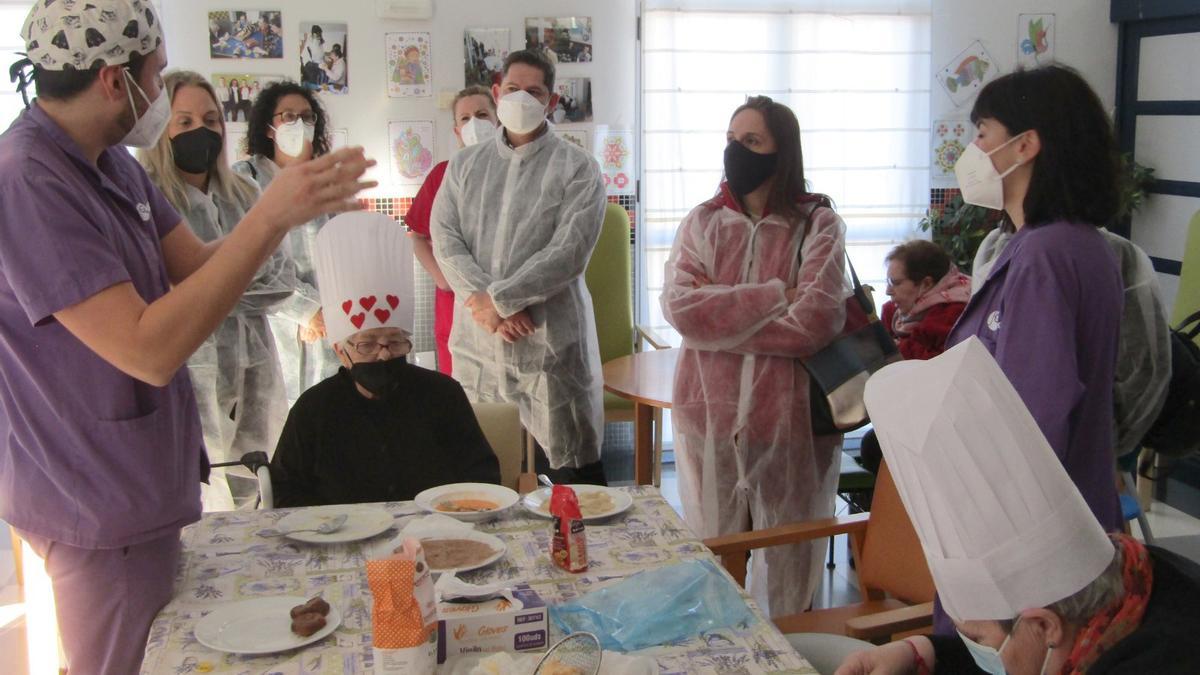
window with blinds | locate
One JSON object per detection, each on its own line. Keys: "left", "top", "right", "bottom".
{"left": 640, "top": 4, "right": 932, "bottom": 343}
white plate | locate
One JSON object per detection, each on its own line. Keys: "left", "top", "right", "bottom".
{"left": 520, "top": 485, "right": 633, "bottom": 522}
{"left": 194, "top": 596, "right": 341, "bottom": 655}
{"left": 414, "top": 483, "right": 520, "bottom": 523}
{"left": 275, "top": 505, "right": 395, "bottom": 544}
{"left": 375, "top": 527, "right": 507, "bottom": 574}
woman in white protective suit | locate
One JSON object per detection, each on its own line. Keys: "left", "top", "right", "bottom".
{"left": 662, "top": 95, "right": 852, "bottom": 617}
{"left": 234, "top": 81, "right": 337, "bottom": 402}
{"left": 140, "top": 71, "right": 321, "bottom": 510}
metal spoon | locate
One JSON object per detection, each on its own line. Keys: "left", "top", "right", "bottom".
{"left": 538, "top": 474, "right": 555, "bottom": 488}
{"left": 257, "top": 514, "right": 348, "bottom": 538}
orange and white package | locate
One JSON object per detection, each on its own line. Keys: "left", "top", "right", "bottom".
{"left": 367, "top": 538, "right": 438, "bottom": 672}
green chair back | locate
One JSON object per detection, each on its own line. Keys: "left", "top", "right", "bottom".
{"left": 1172, "top": 210, "right": 1200, "bottom": 339}
{"left": 586, "top": 203, "right": 635, "bottom": 365}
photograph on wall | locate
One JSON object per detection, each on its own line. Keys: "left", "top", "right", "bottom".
{"left": 464, "top": 28, "right": 509, "bottom": 87}
{"left": 386, "top": 32, "right": 432, "bottom": 98}
{"left": 299, "top": 22, "right": 348, "bottom": 94}
{"left": 224, "top": 122, "right": 249, "bottom": 162}
{"left": 525, "top": 17, "right": 592, "bottom": 63}
{"left": 550, "top": 77, "right": 592, "bottom": 124}
{"left": 931, "top": 119, "right": 974, "bottom": 189}
{"left": 331, "top": 128, "right": 348, "bottom": 151}
{"left": 554, "top": 128, "right": 590, "bottom": 153}
{"left": 594, "top": 127, "right": 635, "bottom": 195}
{"left": 208, "top": 10, "right": 283, "bottom": 59}
{"left": 1017, "top": 14, "right": 1055, "bottom": 68}
{"left": 389, "top": 121, "right": 435, "bottom": 185}
{"left": 937, "top": 40, "right": 1000, "bottom": 108}
{"left": 211, "top": 73, "right": 285, "bottom": 123}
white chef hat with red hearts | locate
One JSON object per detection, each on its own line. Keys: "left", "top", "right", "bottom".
{"left": 314, "top": 212, "right": 414, "bottom": 345}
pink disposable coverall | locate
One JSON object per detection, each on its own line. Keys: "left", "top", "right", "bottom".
{"left": 663, "top": 184, "right": 851, "bottom": 616}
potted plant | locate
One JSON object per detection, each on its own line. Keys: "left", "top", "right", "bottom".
{"left": 917, "top": 194, "right": 1002, "bottom": 270}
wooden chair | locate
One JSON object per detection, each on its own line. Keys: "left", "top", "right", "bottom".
{"left": 705, "top": 461, "right": 935, "bottom": 643}
{"left": 470, "top": 401, "right": 538, "bottom": 495}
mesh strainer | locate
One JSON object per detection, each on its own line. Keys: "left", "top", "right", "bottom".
{"left": 533, "top": 632, "right": 603, "bottom": 675}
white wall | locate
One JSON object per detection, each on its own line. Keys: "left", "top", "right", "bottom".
{"left": 931, "top": 0, "right": 1118, "bottom": 121}
{"left": 160, "top": 0, "right": 637, "bottom": 198}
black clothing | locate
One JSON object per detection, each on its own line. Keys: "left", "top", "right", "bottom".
{"left": 929, "top": 545, "right": 1200, "bottom": 674}
{"left": 270, "top": 364, "right": 500, "bottom": 507}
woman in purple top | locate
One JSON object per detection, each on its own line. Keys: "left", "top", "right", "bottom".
{"left": 938, "top": 65, "right": 1125, "bottom": 632}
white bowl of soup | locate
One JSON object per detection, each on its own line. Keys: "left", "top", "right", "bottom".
{"left": 413, "top": 483, "right": 520, "bottom": 523}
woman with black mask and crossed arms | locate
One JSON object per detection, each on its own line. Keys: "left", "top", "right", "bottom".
{"left": 662, "top": 95, "right": 852, "bottom": 618}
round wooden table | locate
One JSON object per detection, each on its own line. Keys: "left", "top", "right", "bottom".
{"left": 602, "top": 348, "right": 678, "bottom": 485}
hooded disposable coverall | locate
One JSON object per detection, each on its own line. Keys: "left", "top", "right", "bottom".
{"left": 179, "top": 182, "right": 320, "bottom": 510}
{"left": 663, "top": 187, "right": 851, "bottom": 617}
{"left": 234, "top": 155, "right": 339, "bottom": 401}
{"left": 429, "top": 129, "right": 606, "bottom": 469}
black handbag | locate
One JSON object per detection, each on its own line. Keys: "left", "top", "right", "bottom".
{"left": 804, "top": 257, "right": 901, "bottom": 435}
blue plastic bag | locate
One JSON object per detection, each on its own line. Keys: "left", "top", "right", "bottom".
{"left": 549, "top": 559, "right": 756, "bottom": 652}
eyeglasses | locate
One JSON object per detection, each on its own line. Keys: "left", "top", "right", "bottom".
{"left": 346, "top": 339, "right": 411, "bottom": 357}
{"left": 273, "top": 110, "right": 317, "bottom": 125}
{"left": 885, "top": 277, "right": 909, "bottom": 289}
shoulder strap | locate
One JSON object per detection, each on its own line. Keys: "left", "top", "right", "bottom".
{"left": 795, "top": 220, "right": 873, "bottom": 317}
{"left": 1179, "top": 309, "right": 1200, "bottom": 339}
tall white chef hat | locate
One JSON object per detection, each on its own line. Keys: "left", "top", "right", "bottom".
{"left": 314, "top": 212, "right": 414, "bottom": 345}
{"left": 863, "top": 337, "right": 1115, "bottom": 622}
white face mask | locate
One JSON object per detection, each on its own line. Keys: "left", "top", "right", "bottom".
{"left": 958, "top": 618, "right": 1053, "bottom": 675}
{"left": 120, "top": 68, "right": 170, "bottom": 149}
{"left": 459, "top": 117, "right": 497, "bottom": 147}
{"left": 272, "top": 119, "right": 316, "bottom": 159}
{"left": 496, "top": 90, "right": 548, "bottom": 135}
{"left": 953, "top": 132, "right": 1026, "bottom": 210}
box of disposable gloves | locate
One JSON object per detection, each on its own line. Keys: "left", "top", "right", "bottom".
{"left": 434, "top": 576, "right": 548, "bottom": 664}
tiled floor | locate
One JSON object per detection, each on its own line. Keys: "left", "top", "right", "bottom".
{"left": 2, "top": 468, "right": 1198, "bottom": 674}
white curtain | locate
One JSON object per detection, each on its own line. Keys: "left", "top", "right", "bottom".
{"left": 640, "top": 2, "right": 932, "bottom": 342}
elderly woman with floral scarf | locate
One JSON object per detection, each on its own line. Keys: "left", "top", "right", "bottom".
{"left": 880, "top": 239, "right": 971, "bottom": 360}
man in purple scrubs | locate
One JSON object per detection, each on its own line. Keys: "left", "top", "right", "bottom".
{"left": 0, "top": 2, "right": 374, "bottom": 672}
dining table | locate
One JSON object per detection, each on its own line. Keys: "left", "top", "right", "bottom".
{"left": 139, "top": 486, "right": 816, "bottom": 674}
{"left": 602, "top": 348, "right": 678, "bottom": 486}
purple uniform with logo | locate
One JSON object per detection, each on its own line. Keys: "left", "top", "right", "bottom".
{"left": 936, "top": 221, "right": 1123, "bottom": 635}
{"left": 0, "top": 104, "right": 205, "bottom": 673}
{"left": 948, "top": 221, "right": 1123, "bottom": 531}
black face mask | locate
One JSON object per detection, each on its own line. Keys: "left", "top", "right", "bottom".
{"left": 347, "top": 355, "right": 408, "bottom": 398}
{"left": 723, "top": 140, "right": 778, "bottom": 196}
{"left": 170, "top": 126, "right": 223, "bottom": 175}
